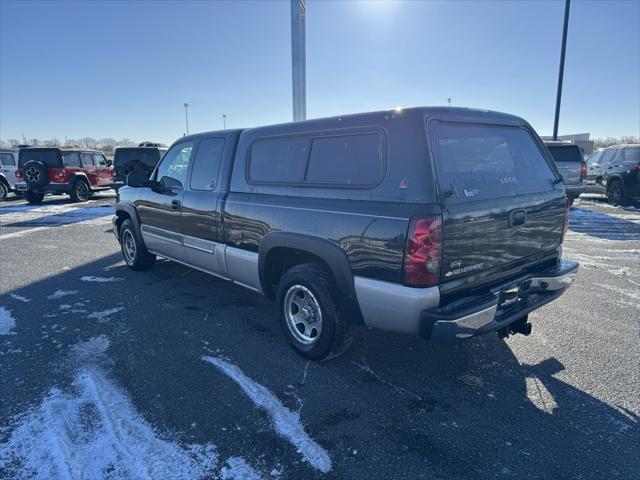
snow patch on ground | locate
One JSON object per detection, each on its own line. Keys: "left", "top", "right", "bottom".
{"left": 9, "top": 293, "right": 30, "bottom": 303}
{"left": 87, "top": 307, "right": 124, "bottom": 321}
{"left": 70, "top": 335, "right": 110, "bottom": 361}
{"left": 0, "top": 307, "right": 16, "bottom": 335}
{"left": 81, "top": 276, "right": 124, "bottom": 283}
{"left": 47, "top": 289, "right": 78, "bottom": 300}
{"left": 0, "top": 365, "right": 219, "bottom": 479}
{"left": 202, "top": 356, "right": 331, "bottom": 474}
{"left": 220, "top": 457, "right": 262, "bottom": 480}
{"left": 0, "top": 203, "right": 114, "bottom": 226}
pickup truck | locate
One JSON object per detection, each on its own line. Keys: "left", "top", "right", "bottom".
{"left": 543, "top": 141, "right": 586, "bottom": 205}
{"left": 113, "top": 107, "right": 578, "bottom": 360}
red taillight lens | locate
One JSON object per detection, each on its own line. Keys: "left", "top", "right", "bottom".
{"left": 562, "top": 198, "right": 570, "bottom": 242}
{"left": 15, "top": 169, "right": 21, "bottom": 178}
{"left": 581, "top": 161, "right": 587, "bottom": 178}
{"left": 404, "top": 216, "right": 442, "bottom": 287}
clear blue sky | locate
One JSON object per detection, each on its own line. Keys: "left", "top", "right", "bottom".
{"left": 1, "top": 0, "right": 638, "bottom": 144}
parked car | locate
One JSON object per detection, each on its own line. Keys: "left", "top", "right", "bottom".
{"left": 543, "top": 140, "right": 586, "bottom": 205}
{"left": 112, "top": 146, "right": 168, "bottom": 187}
{"left": 15, "top": 147, "right": 113, "bottom": 203}
{"left": 113, "top": 107, "right": 578, "bottom": 360}
{"left": 0, "top": 149, "right": 20, "bottom": 201}
{"left": 584, "top": 144, "right": 640, "bottom": 206}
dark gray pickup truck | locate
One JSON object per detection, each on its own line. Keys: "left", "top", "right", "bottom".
{"left": 113, "top": 107, "right": 578, "bottom": 360}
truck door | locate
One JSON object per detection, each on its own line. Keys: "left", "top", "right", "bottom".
{"left": 136, "top": 141, "right": 194, "bottom": 262}
{"left": 180, "top": 136, "right": 228, "bottom": 275}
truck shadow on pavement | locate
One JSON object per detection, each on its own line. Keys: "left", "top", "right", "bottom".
{"left": 1, "top": 256, "right": 637, "bottom": 479}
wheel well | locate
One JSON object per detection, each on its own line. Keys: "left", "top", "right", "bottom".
{"left": 114, "top": 210, "right": 131, "bottom": 238}
{"left": 263, "top": 247, "right": 334, "bottom": 299}
{"left": 0, "top": 175, "right": 8, "bottom": 187}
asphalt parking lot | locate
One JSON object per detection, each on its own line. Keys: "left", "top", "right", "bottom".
{"left": 1, "top": 193, "right": 638, "bottom": 480}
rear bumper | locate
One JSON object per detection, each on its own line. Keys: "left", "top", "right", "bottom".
{"left": 565, "top": 185, "right": 585, "bottom": 197}
{"left": 15, "top": 181, "right": 71, "bottom": 194}
{"left": 423, "top": 260, "right": 578, "bottom": 341}
{"left": 354, "top": 259, "right": 578, "bottom": 340}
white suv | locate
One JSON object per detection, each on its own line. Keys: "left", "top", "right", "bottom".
{"left": 0, "top": 149, "right": 19, "bottom": 201}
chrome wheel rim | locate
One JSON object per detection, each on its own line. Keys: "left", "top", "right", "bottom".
{"left": 77, "top": 182, "right": 89, "bottom": 201}
{"left": 284, "top": 285, "right": 322, "bottom": 345}
{"left": 25, "top": 167, "right": 40, "bottom": 183}
{"left": 608, "top": 183, "right": 621, "bottom": 204}
{"left": 122, "top": 229, "right": 136, "bottom": 265}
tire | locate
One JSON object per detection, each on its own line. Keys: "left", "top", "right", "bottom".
{"left": 22, "top": 161, "right": 49, "bottom": 188}
{"left": 607, "top": 179, "right": 626, "bottom": 206}
{"left": 120, "top": 219, "right": 156, "bottom": 270}
{"left": 24, "top": 190, "right": 44, "bottom": 204}
{"left": 70, "top": 178, "right": 91, "bottom": 202}
{"left": 0, "top": 182, "right": 8, "bottom": 201}
{"left": 276, "top": 263, "right": 355, "bottom": 361}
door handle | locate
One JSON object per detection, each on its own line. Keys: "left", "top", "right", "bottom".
{"left": 171, "top": 200, "right": 181, "bottom": 211}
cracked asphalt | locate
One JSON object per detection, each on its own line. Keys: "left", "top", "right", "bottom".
{"left": 1, "top": 193, "right": 638, "bottom": 479}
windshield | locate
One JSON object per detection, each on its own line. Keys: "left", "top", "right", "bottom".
{"left": 18, "top": 149, "right": 61, "bottom": 168}
{"left": 547, "top": 145, "right": 583, "bottom": 163}
{"left": 430, "top": 122, "right": 557, "bottom": 203}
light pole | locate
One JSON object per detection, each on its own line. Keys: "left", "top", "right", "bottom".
{"left": 447, "top": 98, "right": 452, "bottom": 107}
{"left": 184, "top": 103, "right": 190, "bottom": 135}
{"left": 553, "top": 0, "right": 570, "bottom": 140}
{"left": 223, "top": 114, "right": 227, "bottom": 130}
{"left": 291, "top": 0, "right": 306, "bottom": 121}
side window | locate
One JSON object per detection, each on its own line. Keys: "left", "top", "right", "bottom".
{"left": 621, "top": 147, "right": 640, "bottom": 164}
{"left": 586, "top": 150, "right": 603, "bottom": 165}
{"left": 600, "top": 148, "right": 616, "bottom": 166}
{"left": 0, "top": 153, "right": 16, "bottom": 166}
{"left": 62, "top": 152, "right": 81, "bottom": 167}
{"left": 81, "top": 153, "right": 94, "bottom": 167}
{"left": 249, "top": 138, "right": 308, "bottom": 183}
{"left": 306, "top": 134, "right": 383, "bottom": 185}
{"left": 190, "top": 138, "right": 225, "bottom": 191}
{"left": 95, "top": 154, "right": 107, "bottom": 166}
{"left": 155, "top": 142, "right": 193, "bottom": 187}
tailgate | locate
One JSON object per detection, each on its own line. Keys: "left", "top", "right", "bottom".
{"left": 546, "top": 145, "right": 583, "bottom": 185}
{"left": 428, "top": 121, "right": 565, "bottom": 283}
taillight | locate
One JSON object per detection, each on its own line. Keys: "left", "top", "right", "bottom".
{"left": 562, "top": 198, "right": 570, "bottom": 242}
{"left": 15, "top": 169, "right": 21, "bottom": 179}
{"left": 404, "top": 216, "right": 442, "bottom": 287}
{"left": 581, "top": 161, "right": 587, "bottom": 178}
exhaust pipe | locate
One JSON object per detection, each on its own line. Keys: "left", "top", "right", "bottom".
{"left": 498, "top": 316, "right": 532, "bottom": 339}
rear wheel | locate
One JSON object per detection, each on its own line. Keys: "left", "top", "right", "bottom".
{"left": 24, "top": 190, "right": 44, "bottom": 204}
{"left": 276, "top": 263, "right": 354, "bottom": 361}
{"left": 607, "top": 179, "right": 625, "bottom": 206}
{"left": 120, "top": 219, "right": 156, "bottom": 270}
{"left": 70, "top": 179, "right": 91, "bottom": 202}
{"left": 0, "top": 182, "right": 8, "bottom": 201}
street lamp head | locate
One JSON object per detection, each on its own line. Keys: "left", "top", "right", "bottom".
{"left": 184, "top": 103, "right": 189, "bottom": 108}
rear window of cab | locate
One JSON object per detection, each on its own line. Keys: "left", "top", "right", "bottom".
{"left": 429, "top": 121, "right": 557, "bottom": 203}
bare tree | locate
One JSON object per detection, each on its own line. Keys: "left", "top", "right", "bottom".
{"left": 593, "top": 136, "right": 640, "bottom": 148}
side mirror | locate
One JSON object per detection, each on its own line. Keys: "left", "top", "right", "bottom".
{"left": 158, "top": 176, "right": 183, "bottom": 189}
{"left": 126, "top": 170, "right": 149, "bottom": 187}
{"left": 106, "top": 159, "right": 112, "bottom": 166}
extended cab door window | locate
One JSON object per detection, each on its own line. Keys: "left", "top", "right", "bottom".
{"left": 189, "top": 138, "right": 225, "bottom": 190}
{"left": 154, "top": 142, "right": 194, "bottom": 188}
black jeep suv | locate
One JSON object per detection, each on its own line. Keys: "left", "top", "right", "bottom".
{"left": 113, "top": 107, "right": 578, "bottom": 360}
{"left": 112, "top": 146, "right": 167, "bottom": 187}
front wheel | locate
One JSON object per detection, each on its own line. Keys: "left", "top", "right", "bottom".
{"left": 24, "top": 190, "right": 44, "bottom": 204}
{"left": 120, "top": 219, "right": 156, "bottom": 270}
{"left": 0, "top": 182, "right": 8, "bottom": 201}
{"left": 607, "top": 179, "right": 625, "bottom": 206}
{"left": 70, "top": 179, "right": 91, "bottom": 202}
{"left": 276, "top": 263, "right": 354, "bottom": 361}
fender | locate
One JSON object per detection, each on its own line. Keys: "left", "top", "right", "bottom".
{"left": 259, "top": 232, "right": 365, "bottom": 325}
{"left": 114, "top": 202, "right": 143, "bottom": 242}
{"left": 70, "top": 172, "right": 91, "bottom": 186}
